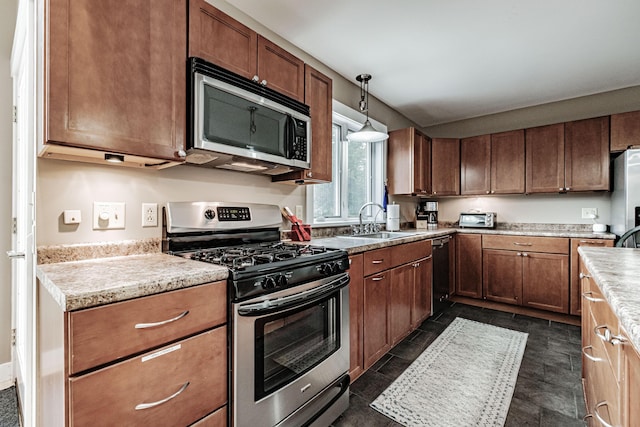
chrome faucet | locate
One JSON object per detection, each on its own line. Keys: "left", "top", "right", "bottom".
{"left": 355, "top": 202, "right": 385, "bottom": 234}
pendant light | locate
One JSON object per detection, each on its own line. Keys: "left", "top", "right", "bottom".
{"left": 346, "top": 73, "right": 389, "bottom": 143}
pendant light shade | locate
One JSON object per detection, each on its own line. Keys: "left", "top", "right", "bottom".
{"left": 346, "top": 74, "right": 389, "bottom": 142}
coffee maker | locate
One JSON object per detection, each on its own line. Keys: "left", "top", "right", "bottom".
{"left": 416, "top": 201, "right": 438, "bottom": 229}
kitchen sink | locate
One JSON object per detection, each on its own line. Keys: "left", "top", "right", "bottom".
{"left": 337, "top": 231, "right": 417, "bottom": 240}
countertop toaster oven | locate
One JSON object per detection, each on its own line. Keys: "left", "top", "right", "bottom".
{"left": 459, "top": 212, "right": 496, "bottom": 228}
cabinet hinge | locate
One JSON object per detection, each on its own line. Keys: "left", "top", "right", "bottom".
{"left": 11, "top": 329, "right": 16, "bottom": 346}
{"left": 13, "top": 106, "right": 17, "bottom": 123}
{"left": 12, "top": 217, "right": 17, "bottom": 234}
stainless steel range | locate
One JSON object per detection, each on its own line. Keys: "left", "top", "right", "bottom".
{"left": 163, "top": 202, "right": 350, "bottom": 427}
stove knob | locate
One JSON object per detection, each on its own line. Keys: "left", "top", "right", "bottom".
{"left": 276, "top": 274, "right": 288, "bottom": 288}
{"left": 204, "top": 209, "right": 216, "bottom": 220}
{"left": 335, "top": 260, "right": 347, "bottom": 272}
{"left": 321, "top": 263, "right": 335, "bottom": 276}
{"left": 263, "top": 276, "right": 276, "bottom": 289}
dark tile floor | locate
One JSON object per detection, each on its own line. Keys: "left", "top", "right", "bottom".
{"left": 332, "top": 302, "right": 586, "bottom": 427}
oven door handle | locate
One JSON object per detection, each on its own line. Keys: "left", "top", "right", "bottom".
{"left": 237, "top": 273, "right": 349, "bottom": 316}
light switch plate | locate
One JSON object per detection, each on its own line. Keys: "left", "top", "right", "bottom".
{"left": 93, "top": 202, "right": 125, "bottom": 229}
{"left": 582, "top": 207, "right": 597, "bottom": 219}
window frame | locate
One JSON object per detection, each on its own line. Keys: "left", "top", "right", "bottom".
{"left": 306, "top": 100, "right": 387, "bottom": 227}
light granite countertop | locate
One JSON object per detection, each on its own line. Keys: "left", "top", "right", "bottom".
{"left": 37, "top": 253, "right": 228, "bottom": 312}
{"left": 304, "top": 227, "right": 614, "bottom": 255}
{"left": 578, "top": 247, "right": 640, "bottom": 351}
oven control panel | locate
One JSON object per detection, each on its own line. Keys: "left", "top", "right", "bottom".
{"left": 216, "top": 206, "right": 251, "bottom": 221}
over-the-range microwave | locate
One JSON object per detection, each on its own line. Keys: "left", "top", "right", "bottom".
{"left": 186, "top": 57, "right": 311, "bottom": 175}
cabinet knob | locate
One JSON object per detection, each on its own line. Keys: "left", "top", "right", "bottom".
{"left": 579, "top": 272, "right": 590, "bottom": 279}
{"left": 522, "top": 253, "right": 528, "bottom": 257}
{"left": 176, "top": 149, "right": 186, "bottom": 158}
{"left": 559, "top": 187, "right": 564, "bottom": 191}
{"left": 252, "top": 75, "right": 260, "bottom": 82}
{"left": 260, "top": 79, "right": 268, "bottom": 86}
{"left": 491, "top": 190, "right": 495, "bottom": 194}
{"left": 307, "top": 171, "right": 313, "bottom": 178}
{"left": 565, "top": 187, "right": 571, "bottom": 191}
{"left": 486, "top": 190, "right": 490, "bottom": 194}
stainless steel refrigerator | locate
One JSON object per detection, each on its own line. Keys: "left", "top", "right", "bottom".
{"left": 611, "top": 148, "right": 640, "bottom": 237}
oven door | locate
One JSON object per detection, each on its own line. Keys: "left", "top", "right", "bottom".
{"left": 232, "top": 273, "right": 350, "bottom": 427}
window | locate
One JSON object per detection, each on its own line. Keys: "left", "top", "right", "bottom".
{"left": 309, "top": 102, "right": 386, "bottom": 225}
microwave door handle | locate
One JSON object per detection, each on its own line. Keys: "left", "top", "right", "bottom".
{"left": 284, "top": 114, "right": 294, "bottom": 159}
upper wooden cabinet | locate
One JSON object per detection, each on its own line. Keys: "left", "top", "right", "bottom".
{"left": 461, "top": 131, "right": 525, "bottom": 195}
{"left": 564, "top": 117, "right": 610, "bottom": 191}
{"left": 388, "top": 128, "right": 431, "bottom": 195}
{"left": 525, "top": 123, "right": 565, "bottom": 193}
{"left": 431, "top": 138, "right": 460, "bottom": 196}
{"left": 189, "top": 0, "right": 304, "bottom": 102}
{"left": 45, "top": 0, "right": 186, "bottom": 164}
{"left": 272, "top": 65, "right": 333, "bottom": 184}
{"left": 526, "top": 117, "right": 609, "bottom": 193}
{"left": 490, "top": 130, "right": 525, "bottom": 194}
{"left": 611, "top": 110, "right": 640, "bottom": 152}
{"left": 460, "top": 135, "right": 491, "bottom": 195}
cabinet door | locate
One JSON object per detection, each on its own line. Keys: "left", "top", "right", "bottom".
{"left": 455, "top": 234, "right": 483, "bottom": 298}
{"left": 525, "top": 123, "right": 565, "bottom": 193}
{"left": 521, "top": 252, "right": 569, "bottom": 313}
{"left": 564, "top": 117, "right": 610, "bottom": 191}
{"left": 257, "top": 36, "right": 305, "bottom": 102}
{"left": 348, "top": 255, "right": 365, "bottom": 382}
{"left": 570, "top": 239, "right": 613, "bottom": 316}
{"left": 48, "top": 0, "right": 186, "bottom": 161}
{"left": 389, "top": 265, "right": 414, "bottom": 346}
{"left": 611, "top": 110, "right": 640, "bottom": 152}
{"left": 460, "top": 135, "right": 491, "bottom": 195}
{"left": 363, "top": 273, "right": 391, "bottom": 369}
{"left": 431, "top": 138, "right": 460, "bottom": 196}
{"left": 491, "top": 130, "right": 525, "bottom": 194}
{"left": 272, "top": 65, "right": 332, "bottom": 184}
{"left": 388, "top": 128, "right": 430, "bottom": 195}
{"left": 483, "top": 249, "right": 522, "bottom": 305}
{"left": 188, "top": 0, "right": 257, "bottom": 79}
{"left": 412, "top": 256, "right": 433, "bottom": 328}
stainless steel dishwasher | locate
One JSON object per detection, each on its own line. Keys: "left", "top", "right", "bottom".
{"left": 432, "top": 236, "right": 450, "bottom": 315}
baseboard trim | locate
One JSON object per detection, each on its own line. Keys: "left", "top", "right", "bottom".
{"left": 450, "top": 296, "right": 581, "bottom": 326}
{"left": 0, "top": 361, "right": 14, "bottom": 390}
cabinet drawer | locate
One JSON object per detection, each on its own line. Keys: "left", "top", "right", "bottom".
{"left": 68, "top": 281, "right": 226, "bottom": 374}
{"left": 364, "top": 247, "right": 393, "bottom": 276}
{"left": 69, "top": 328, "right": 227, "bottom": 427}
{"left": 482, "top": 235, "right": 568, "bottom": 254}
{"left": 588, "top": 283, "right": 621, "bottom": 381}
{"left": 391, "top": 240, "right": 432, "bottom": 266}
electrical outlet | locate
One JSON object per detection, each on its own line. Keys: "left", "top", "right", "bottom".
{"left": 93, "top": 202, "right": 125, "bottom": 229}
{"left": 142, "top": 203, "right": 158, "bottom": 227}
{"left": 582, "top": 207, "right": 598, "bottom": 219}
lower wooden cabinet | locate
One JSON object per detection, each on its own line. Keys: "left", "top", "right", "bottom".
{"left": 348, "top": 254, "right": 365, "bottom": 382}
{"left": 621, "top": 327, "right": 640, "bottom": 427}
{"left": 455, "top": 234, "right": 483, "bottom": 298}
{"left": 481, "top": 235, "right": 569, "bottom": 313}
{"left": 69, "top": 328, "right": 227, "bottom": 427}
{"left": 363, "top": 272, "right": 391, "bottom": 369}
{"left": 38, "top": 281, "right": 228, "bottom": 426}
{"left": 570, "top": 238, "right": 613, "bottom": 316}
{"left": 361, "top": 240, "right": 433, "bottom": 370}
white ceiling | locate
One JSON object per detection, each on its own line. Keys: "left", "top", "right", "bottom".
{"left": 225, "top": 0, "right": 640, "bottom": 127}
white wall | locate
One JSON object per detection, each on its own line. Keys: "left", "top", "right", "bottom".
{"left": 1, "top": 0, "right": 18, "bottom": 371}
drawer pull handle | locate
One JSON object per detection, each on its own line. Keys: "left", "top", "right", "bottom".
{"left": 372, "top": 260, "right": 384, "bottom": 264}
{"left": 594, "top": 325, "right": 628, "bottom": 346}
{"left": 593, "top": 401, "right": 614, "bottom": 427}
{"left": 513, "top": 242, "right": 532, "bottom": 246}
{"left": 579, "top": 240, "right": 606, "bottom": 245}
{"left": 135, "top": 310, "right": 190, "bottom": 329}
{"left": 135, "top": 381, "right": 189, "bottom": 410}
{"left": 582, "top": 292, "right": 603, "bottom": 303}
{"left": 581, "top": 345, "right": 602, "bottom": 362}
{"left": 371, "top": 276, "right": 385, "bottom": 281}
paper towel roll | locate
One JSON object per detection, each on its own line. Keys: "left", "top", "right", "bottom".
{"left": 387, "top": 204, "right": 400, "bottom": 231}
